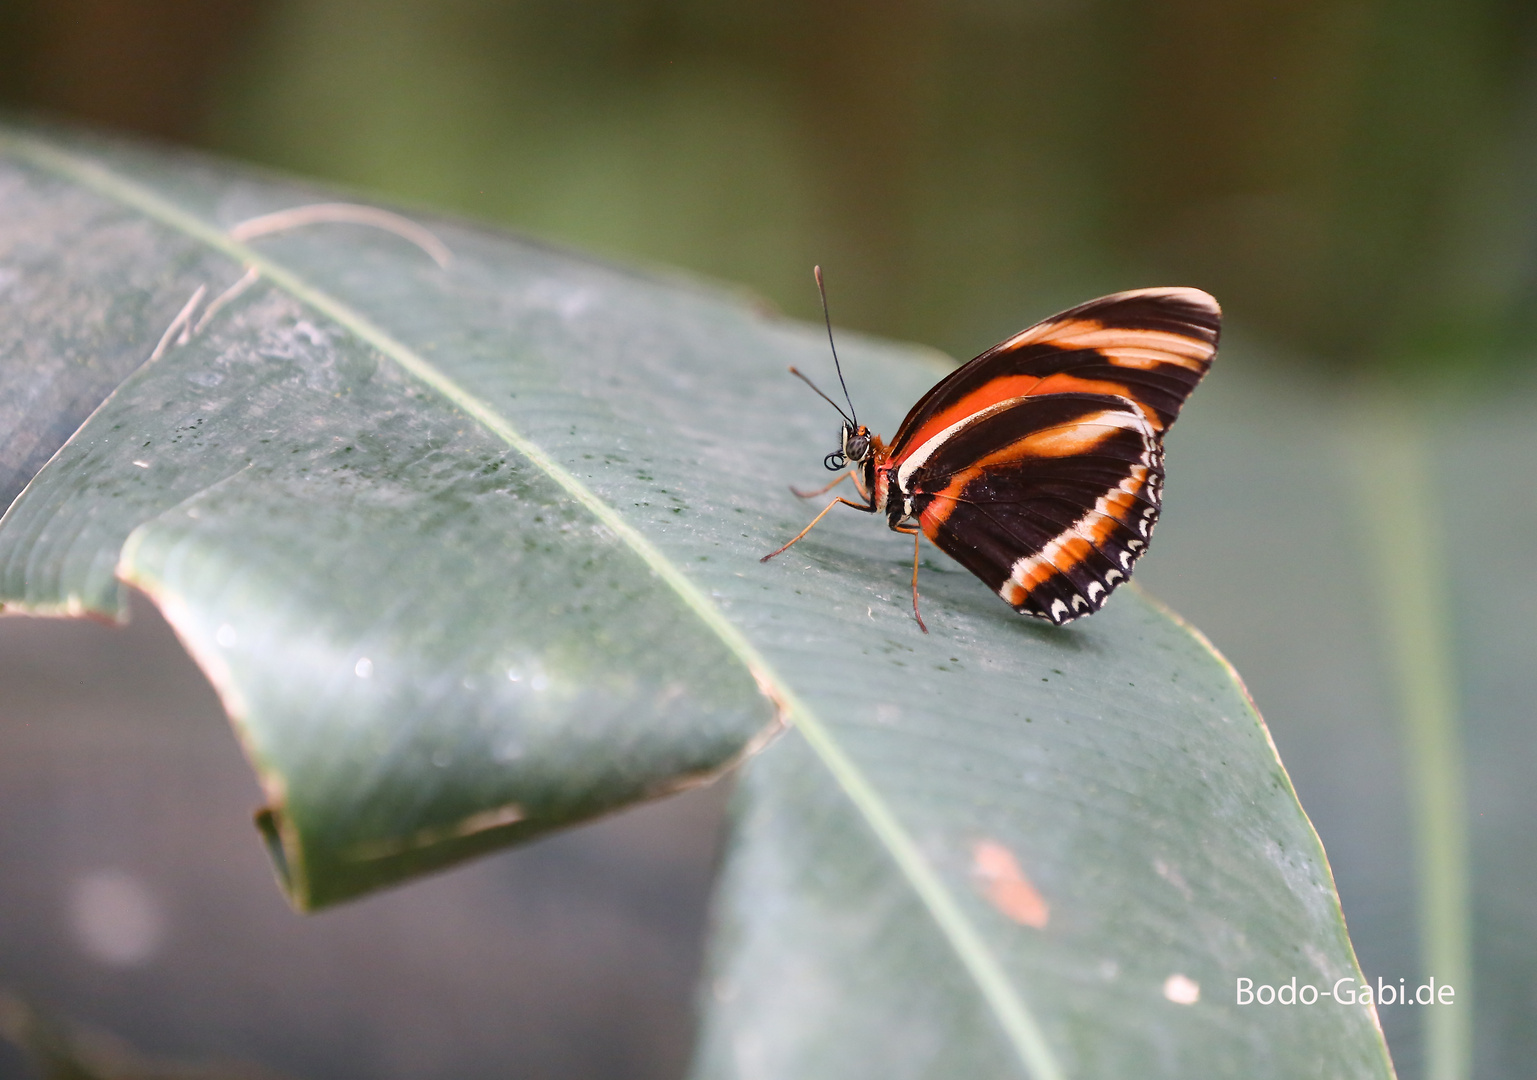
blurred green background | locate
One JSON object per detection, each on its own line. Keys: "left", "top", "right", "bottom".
{"left": 7, "top": 0, "right": 1537, "bottom": 372}
{"left": 2, "top": 2, "right": 1536, "bottom": 1079}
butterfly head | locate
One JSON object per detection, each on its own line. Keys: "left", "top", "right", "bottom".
{"left": 825, "top": 422, "right": 873, "bottom": 471}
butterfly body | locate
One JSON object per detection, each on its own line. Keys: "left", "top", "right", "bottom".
{"left": 767, "top": 285, "right": 1220, "bottom": 628}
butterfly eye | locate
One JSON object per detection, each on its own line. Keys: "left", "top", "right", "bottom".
{"left": 846, "top": 434, "right": 871, "bottom": 461}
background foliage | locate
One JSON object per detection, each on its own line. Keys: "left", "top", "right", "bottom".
{"left": 2, "top": 2, "right": 1536, "bottom": 1079}
{"left": 7, "top": 0, "right": 1537, "bottom": 375}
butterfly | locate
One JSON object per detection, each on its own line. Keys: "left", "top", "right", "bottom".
{"left": 762, "top": 270, "right": 1221, "bottom": 632}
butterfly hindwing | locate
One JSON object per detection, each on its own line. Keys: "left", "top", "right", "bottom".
{"left": 898, "top": 393, "right": 1162, "bottom": 624}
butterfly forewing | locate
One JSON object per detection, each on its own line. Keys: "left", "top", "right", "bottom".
{"left": 888, "top": 286, "right": 1219, "bottom": 459}
{"left": 887, "top": 288, "right": 1219, "bottom": 625}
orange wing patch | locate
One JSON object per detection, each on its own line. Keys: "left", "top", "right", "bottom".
{"left": 897, "top": 374, "right": 1050, "bottom": 460}
{"left": 1010, "top": 413, "right": 1136, "bottom": 458}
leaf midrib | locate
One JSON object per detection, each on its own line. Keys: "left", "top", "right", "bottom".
{"left": 1, "top": 130, "right": 1064, "bottom": 1080}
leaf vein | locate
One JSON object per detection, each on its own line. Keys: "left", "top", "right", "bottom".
{"left": 2, "top": 131, "right": 1065, "bottom": 1080}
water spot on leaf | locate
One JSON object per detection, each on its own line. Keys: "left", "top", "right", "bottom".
{"left": 1163, "top": 974, "right": 1200, "bottom": 1004}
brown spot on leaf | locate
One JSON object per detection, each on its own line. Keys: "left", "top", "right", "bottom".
{"left": 971, "top": 839, "right": 1049, "bottom": 928}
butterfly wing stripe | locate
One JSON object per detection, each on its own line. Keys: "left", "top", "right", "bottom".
{"left": 888, "top": 287, "right": 1220, "bottom": 459}
{"left": 1001, "top": 321, "right": 1214, "bottom": 371}
{"left": 1013, "top": 351, "right": 1207, "bottom": 432}
{"left": 895, "top": 396, "right": 1152, "bottom": 491}
{"left": 1013, "top": 372, "right": 1178, "bottom": 423}
{"left": 1099, "top": 344, "right": 1208, "bottom": 371}
{"left": 926, "top": 491, "right": 1154, "bottom": 624}
{"left": 897, "top": 396, "right": 1155, "bottom": 492}
{"left": 993, "top": 477, "right": 1154, "bottom": 570}
{"left": 908, "top": 438, "right": 1155, "bottom": 536}
{"left": 891, "top": 358, "right": 1167, "bottom": 457}
{"left": 947, "top": 441, "right": 1164, "bottom": 490}
{"left": 997, "top": 495, "right": 1159, "bottom": 620}
{"left": 1006, "top": 536, "right": 1136, "bottom": 622}
{"left": 891, "top": 393, "right": 1034, "bottom": 487}
{"left": 904, "top": 402, "right": 1155, "bottom": 514}
{"left": 1021, "top": 496, "right": 1152, "bottom": 582}
{"left": 919, "top": 464, "right": 1158, "bottom": 532}
{"left": 921, "top": 460, "right": 1157, "bottom": 585}
{"left": 1038, "top": 286, "right": 1219, "bottom": 335}
{"left": 920, "top": 498, "right": 1054, "bottom": 595}
{"left": 1044, "top": 366, "right": 1197, "bottom": 430}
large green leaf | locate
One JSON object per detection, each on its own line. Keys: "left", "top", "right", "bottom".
{"left": 0, "top": 126, "right": 1393, "bottom": 1076}
{"left": 692, "top": 597, "right": 1398, "bottom": 1080}
{"left": 1131, "top": 364, "right": 1533, "bottom": 1080}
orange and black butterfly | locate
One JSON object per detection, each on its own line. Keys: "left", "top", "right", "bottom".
{"left": 763, "top": 270, "right": 1221, "bottom": 632}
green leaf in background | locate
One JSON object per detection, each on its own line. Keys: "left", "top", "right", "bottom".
{"left": 0, "top": 126, "right": 1393, "bottom": 1076}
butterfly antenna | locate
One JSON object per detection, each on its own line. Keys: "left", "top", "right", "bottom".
{"left": 814, "top": 265, "right": 858, "bottom": 426}
{"left": 788, "top": 366, "right": 853, "bottom": 425}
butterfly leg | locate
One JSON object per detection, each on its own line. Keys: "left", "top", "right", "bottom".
{"left": 760, "top": 496, "right": 874, "bottom": 562}
{"left": 892, "top": 524, "right": 928, "bottom": 634}
{"left": 790, "top": 471, "right": 852, "bottom": 499}
{"left": 850, "top": 468, "right": 872, "bottom": 503}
